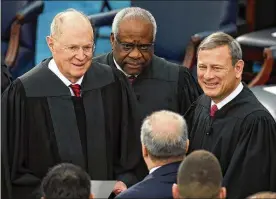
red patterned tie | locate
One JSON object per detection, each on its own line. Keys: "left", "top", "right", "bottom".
{"left": 210, "top": 104, "right": 218, "bottom": 117}
{"left": 70, "top": 84, "right": 81, "bottom": 97}
{"left": 128, "top": 75, "right": 136, "bottom": 84}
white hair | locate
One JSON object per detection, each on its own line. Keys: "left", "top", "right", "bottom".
{"left": 141, "top": 110, "right": 188, "bottom": 159}
{"left": 112, "top": 7, "right": 157, "bottom": 41}
{"left": 50, "top": 8, "right": 91, "bottom": 38}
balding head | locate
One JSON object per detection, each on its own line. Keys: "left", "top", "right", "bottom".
{"left": 247, "top": 192, "right": 276, "bottom": 199}
{"left": 173, "top": 150, "right": 225, "bottom": 199}
{"left": 50, "top": 9, "right": 93, "bottom": 39}
{"left": 141, "top": 110, "right": 188, "bottom": 163}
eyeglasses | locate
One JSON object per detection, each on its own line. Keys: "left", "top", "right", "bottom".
{"left": 115, "top": 37, "right": 154, "bottom": 53}
{"left": 62, "top": 44, "right": 95, "bottom": 55}
{"left": 52, "top": 36, "right": 95, "bottom": 55}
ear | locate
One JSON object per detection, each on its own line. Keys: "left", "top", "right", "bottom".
{"left": 110, "top": 33, "right": 115, "bottom": 48}
{"left": 218, "top": 187, "right": 227, "bottom": 199}
{"left": 234, "top": 60, "right": 244, "bottom": 79}
{"left": 186, "top": 139, "right": 189, "bottom": 153}
{"left": 142, "top": 144, "right": 148, "bottom": 158}
{"left": 46, "top": 36, "right": 55, "bottom": 53}
{"left": 172, "top": 183, "right": 180, "bottom": 199}
{"left": 89, "top": 193, "right": 94, "bottom": 199}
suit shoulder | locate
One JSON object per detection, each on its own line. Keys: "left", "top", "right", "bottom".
{"left": 93, "top": 53, "right": 109, "bottom": 63}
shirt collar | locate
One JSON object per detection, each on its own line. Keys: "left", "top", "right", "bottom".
{"left": 113, "top": 57, "right": 138, "bottom": 78}
{"left": 211, "top": 82, "right": 243, "bottom": 109}
{"left": 48, "top": 59, "right": 84, "bottom": 86}
{"left": 149, "top": 166, "right": 161, "bottom": 174}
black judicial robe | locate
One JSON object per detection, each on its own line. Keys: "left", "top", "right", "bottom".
{"left": 1, "top": 58, "right": 141, "bottom": 199}
{"left": 185, "top": 85, "right": 276, "bottom": 199}
{"left": 93, "top": 52, "right": 202, "bottom": 119}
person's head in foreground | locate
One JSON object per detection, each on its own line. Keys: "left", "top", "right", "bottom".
{"left": 140, "top": 110, "right": 189, "bottom": 170}
{"left": 172, "top": 150, "right": 226, "bottom": 199}
{"left": 110, "top": 7, "right": 157, "bottom": 76}
{"left": 197, "top": 32, "right": 244, "bottom": 104}
{"left": 46, "top": 9, "right": 94, "bottom": 83}
{"left": 41, "top": 163, "right": 93, "bottom": 199}
{"left": 247, "top": 191, "right": 276, "bottom": 199}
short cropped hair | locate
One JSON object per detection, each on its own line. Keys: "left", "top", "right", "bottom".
{"left": 177, "top": 150, "right": 223, "bottom": 199}
{"left": 50, "top": 8, "right": 92, "bottom": 38}
{"left": 112, "top": 7, "right": 157, "bottom": 41}
{"left": 197, "top": 32, "right": 242, "bottom": 66}
{"left": 141, "top": 110, "right": 188, "bottom": 161}
{"left": 41, "top": 163, "right": 91, "bottom": 199}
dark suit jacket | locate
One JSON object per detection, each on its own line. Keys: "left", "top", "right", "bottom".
{"left": 115, "top": 162, "right": 181, "bottom": 199}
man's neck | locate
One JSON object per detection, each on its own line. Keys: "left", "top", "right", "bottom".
{"left": 147, "top": 157, "right": 183, "bottom": 171}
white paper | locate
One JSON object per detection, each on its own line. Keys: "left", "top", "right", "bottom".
{"left": 263, "top": 86, "right": 276, "bottom": 95}
{"left": 90, "top": 180, "right": 116, "bottom": 198}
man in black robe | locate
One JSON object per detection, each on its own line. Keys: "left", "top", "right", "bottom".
{"left": 1, "top": 9, "right": 140, "bottom": 199}
{"left": 93, "top": 7, "right": 202, "bottom": 180}
{"left": 184, "top": 32, "right": 276, "bottom": 199}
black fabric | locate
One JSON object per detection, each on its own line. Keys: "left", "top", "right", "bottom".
{"left": 184, "top": 85, "right": 276, "bottom": 199}
{"left": 1, "top": 59, "right": 12, "bottom": 93}
{"left": 1, "top": 58, "right": 140, "bottom": 199}
{"left": 116, "top": 161, "right": 181, "bottom": 199}
{"left": 93, "top": 52, "right": 202, "bottom": 182}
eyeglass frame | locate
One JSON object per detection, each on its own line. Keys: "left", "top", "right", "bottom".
{"left": 51, "top": 36, "right": 95, "bottom": 55}
{"left": 115, "top": 36, "right": 154, "bottom": 53}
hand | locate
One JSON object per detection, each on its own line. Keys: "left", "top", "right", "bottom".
{"left": 113, "top": 181, "right": 127, "bottom": 195}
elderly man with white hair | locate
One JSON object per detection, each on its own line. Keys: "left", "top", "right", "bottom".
{"left": 116, "top": 110, "right": 189, "bottom": 199}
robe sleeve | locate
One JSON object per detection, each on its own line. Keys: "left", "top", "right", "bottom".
{"left": 1, "top": 79, "right": 41, "bottom": 199}
{"left": 223, "top": 111, "right": 276, "bottom": 199}
{"left": 112, "top": 70, "right": 141, "bottom": 187}
{"left": 178, "top": 66, "right": 202, "bottom": 115}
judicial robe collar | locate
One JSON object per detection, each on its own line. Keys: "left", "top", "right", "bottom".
{"left": 196, "top": 83, "right": 264, "bottom": 119}
{"left": 106, "top": 52, "right": 179, "bottom": 82}
{"left": 19, "top": 57, "right": 114, "bottom": 97}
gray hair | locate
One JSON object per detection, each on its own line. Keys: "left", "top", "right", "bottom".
{"left": 112, "top": 7, "right": 157, "bottom": 41}
{"left": 50, "top": 8, "right": 92, "bottom": 38}
{"left": 197, "top": 32, "right": 242, "bottom": 66}
{"left": 141, "top": 110, "right": 188, "bottom": 160}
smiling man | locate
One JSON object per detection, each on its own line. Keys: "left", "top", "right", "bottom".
{"left": 184, "top": 32, "right": 276, "bottom": 199}
{"left": 1, "top": 9, "right": 140, "bottom": 199}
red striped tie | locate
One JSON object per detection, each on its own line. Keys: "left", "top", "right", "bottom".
{"left": 210, "top": 104, "right": 218, "bottom": 117}
{"left": 70, "top": 84, "right": 81, "bottom": 97}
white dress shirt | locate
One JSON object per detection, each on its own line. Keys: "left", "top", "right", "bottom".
{"left": 211, "top": 82, "right": 243, "bottom": 109}
{"left": 48, "top": 59, "right": 84, "bottom": 96}
{"left": 149, "top": 166, "right": 161, "bottom": 174}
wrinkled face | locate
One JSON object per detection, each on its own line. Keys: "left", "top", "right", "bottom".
{"left": 197, "top": 45, "right": 244, "bottom": 103}
{"left": 47, "top": 21, "right": 94, "bottom": 83}
{"left": 110, "top": 18, "right": 154, "bottom": 75}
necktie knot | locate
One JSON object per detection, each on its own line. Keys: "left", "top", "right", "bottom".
{"left": 128, "top": 75, "right": 136, "bottom": 84}
{"left": 210, "top": 104, "right": 218, "bottom": 117}
{"left": 70, "top": 84, "right": 81, "bottom": 97}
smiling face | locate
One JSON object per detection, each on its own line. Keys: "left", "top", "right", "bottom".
{"left": 197, "top": 45, "right": 244, "bottom": 103}
{"left": 110, "top": 17, "right": 154, "bottom": 75}
{"left": 47, "top": 14, "right": 94, "bottom": 83}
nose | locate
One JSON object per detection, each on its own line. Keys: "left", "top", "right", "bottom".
{"left": 204, "top": 67, "right": 215, "bottom": 80}
{"left": 75, "top": 47, "right": 86, "bottom": 60}
{"left": 128, "top": 47, "right": 142, "bottom": 59}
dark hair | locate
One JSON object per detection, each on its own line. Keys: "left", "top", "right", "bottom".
{"left": 177, "top": 150, "right": 223, "bottom": 199}
{"left": 41, "top": 163, "right": 91, "bottom": 199}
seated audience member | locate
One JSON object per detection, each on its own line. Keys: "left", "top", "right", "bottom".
{"left": 247, "top": 192, "right": 276, "bottom": 199}
{"left": 172, "top": 150, "right": 226, "bottom": 199}
{"left": 116, "top": 110, "right": 189, "bottom": 199}
{"left": 41, "top": 163, "right": 93, "bottom": 199}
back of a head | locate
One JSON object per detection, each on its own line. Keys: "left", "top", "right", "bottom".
{"left": 41, "top": 163, "right": 91, "bottom": 199}
{"left": 141, "top": 110, "right": 188, "bottom": 161}
{"left": 177, "top": 150, "right": 223, "bottom": 199}
{"left": 247, "top": 192, "right": 276, "bottom": 199}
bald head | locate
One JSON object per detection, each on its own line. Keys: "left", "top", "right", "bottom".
{"left": 177, "top": 150, "right": 223, "bottom": 199}
{"left": 50, "top": 9, "right": 93, "bottom": 39}
{"left": 141, "top": 110, "right": 188, "bottom": 161}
